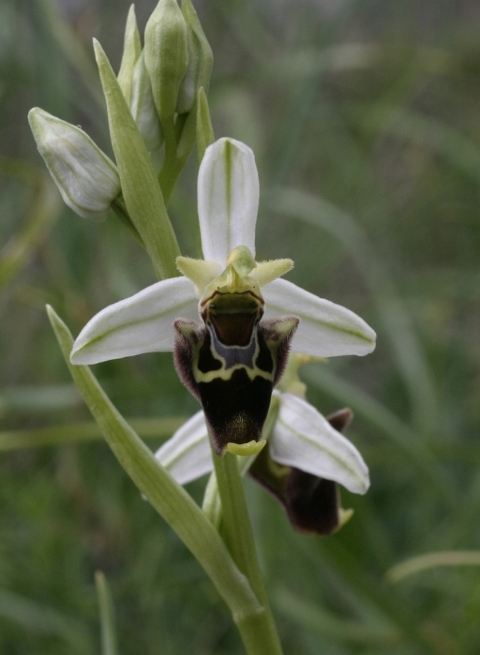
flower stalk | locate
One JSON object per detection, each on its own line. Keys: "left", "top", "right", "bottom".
{"left": 212, "top": 449, "right": 284, "bottom": 655}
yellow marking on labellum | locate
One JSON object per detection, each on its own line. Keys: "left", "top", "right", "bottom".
{"left": 226, "top": 439, "right": 266, "bottom": 457}
{"left": 194, "top": 362, "right": 273, "bottom": 384}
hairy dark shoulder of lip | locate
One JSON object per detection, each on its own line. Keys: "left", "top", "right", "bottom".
{"left": 255, "top": 328, "right": 274, "bottom": 374}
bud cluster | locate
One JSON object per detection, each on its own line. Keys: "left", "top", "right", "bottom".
{"left": 122, "top": 0, "right": 212, "bottom": 151}
{"left": 29, "top": 0, "right": 213, "bottom": 225}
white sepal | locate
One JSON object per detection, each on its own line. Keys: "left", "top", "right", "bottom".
{"left": 155, "top": 410, "right": 212, "bottom": 485}
{"left": 70, "top": 277, "right": 198, "bottom": 364}
{"left": 198, "top": 138, "right": 259, "bottom": 266}
{"left": 263, "top": 278, "right": 376, "bottom": 357}
{"left": 28, "top": 108, "right": 120, "bottom": 221}
{"left": 270, "top": 392, "right": 370, "bottom": 494}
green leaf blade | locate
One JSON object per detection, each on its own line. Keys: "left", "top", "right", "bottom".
{"left": 46, "top": 305, "right": 261, "bottom": 626}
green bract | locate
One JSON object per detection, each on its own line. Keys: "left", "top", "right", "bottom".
{"left": 94, "top": 39, "right": 180, "bottom": 280}
{"left": 46, "top": 306, "right": 265, "bottom": 631}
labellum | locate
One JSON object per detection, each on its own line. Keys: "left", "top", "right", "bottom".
{"left": 173, "top": 278, "right": 298, "bottom": 456}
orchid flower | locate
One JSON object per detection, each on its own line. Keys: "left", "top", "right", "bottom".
{"left": 155, "top": 353, "right": 369, "bottom": 535}
{"left": 70, "top": 137, "right": 375, "bottom": 461}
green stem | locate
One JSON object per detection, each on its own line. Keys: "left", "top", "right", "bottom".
{"left": 110, "top": 196, "right": 144, "bottom": 248}
{"left": 158, "top": 156, "right": 185, "bottom": 206}
{"left": 95, "top": 572, "right": 119, "bottom": 655}
{"left": 212, "top": 450, "right": 284, "bottom": 655}
{"left": 158, "top": 110, "right": 197, "bottom": 205}
{"left": 158, "top": 116, "right": 179, "bottom": 204}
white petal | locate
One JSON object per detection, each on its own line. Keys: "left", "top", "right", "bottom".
{"left": 270, "top": 392, "right": 370, "bottom": 494}
{"left": 70, "top": 277, "right": 198, "bottom": 364}
{"left": 155, "top": 410, "right": 212, "bottom": 485}
{"left": 263, "top": 278, "right": 376, "bottom": 357}
{"left": 198, "top": 138, "right": 259, "bottom": 265}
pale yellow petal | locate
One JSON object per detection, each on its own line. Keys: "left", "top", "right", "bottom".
{"left": 176, "top": 256, "right": 222, "bottom": 295}
{"left": 250, "top": 259, "right": 294, "bottom": 286}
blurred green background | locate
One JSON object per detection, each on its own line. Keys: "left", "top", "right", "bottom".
{"left": 2, "top": 0, "right": 480, "bottom": 653}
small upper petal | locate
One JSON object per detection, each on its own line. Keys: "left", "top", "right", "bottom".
{"left": 262, "top": 278, "right": 376, "bottom": 357}
{"left": 198, "top": 138, "right": 259, "bottom": 265}
{"left": 250, "top": 259, "right": 294, "bottom": 287}
{"left": 155, "top": 410, "right": 212, "bottom": 485}
{"left": 270, "top": 392, "right": 370, "bottom": 494}
{"left": 70, "top": 276, "right": 198, "bottom": 364}
{"left": 176, "top": 256, "right": 222, "bottom": 296}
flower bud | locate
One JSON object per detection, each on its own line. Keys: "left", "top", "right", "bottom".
{"left": 144, "top": 0, "right": 189, "bottom": 122}
{"left": 176, "top": 0, "right": 213, "bottom": 115}
{"left": 117, "top": 5, "right": 142, "bottom": 105}
{"left": 28, "top": 108, "right": 121, "bottom": 221}
{"left": 130, "top": 52, "right": 164, "bottom": 151}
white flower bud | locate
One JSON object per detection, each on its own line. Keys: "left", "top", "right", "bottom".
{"left": 130, "top": 52, "right": 164, "bottom": 152}
{"left": 28, "top": 108, "right": 121, "bottom": 221}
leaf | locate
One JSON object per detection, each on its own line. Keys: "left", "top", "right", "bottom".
{"left": 47, "top": 305, "right": 261, "bottom": 623}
